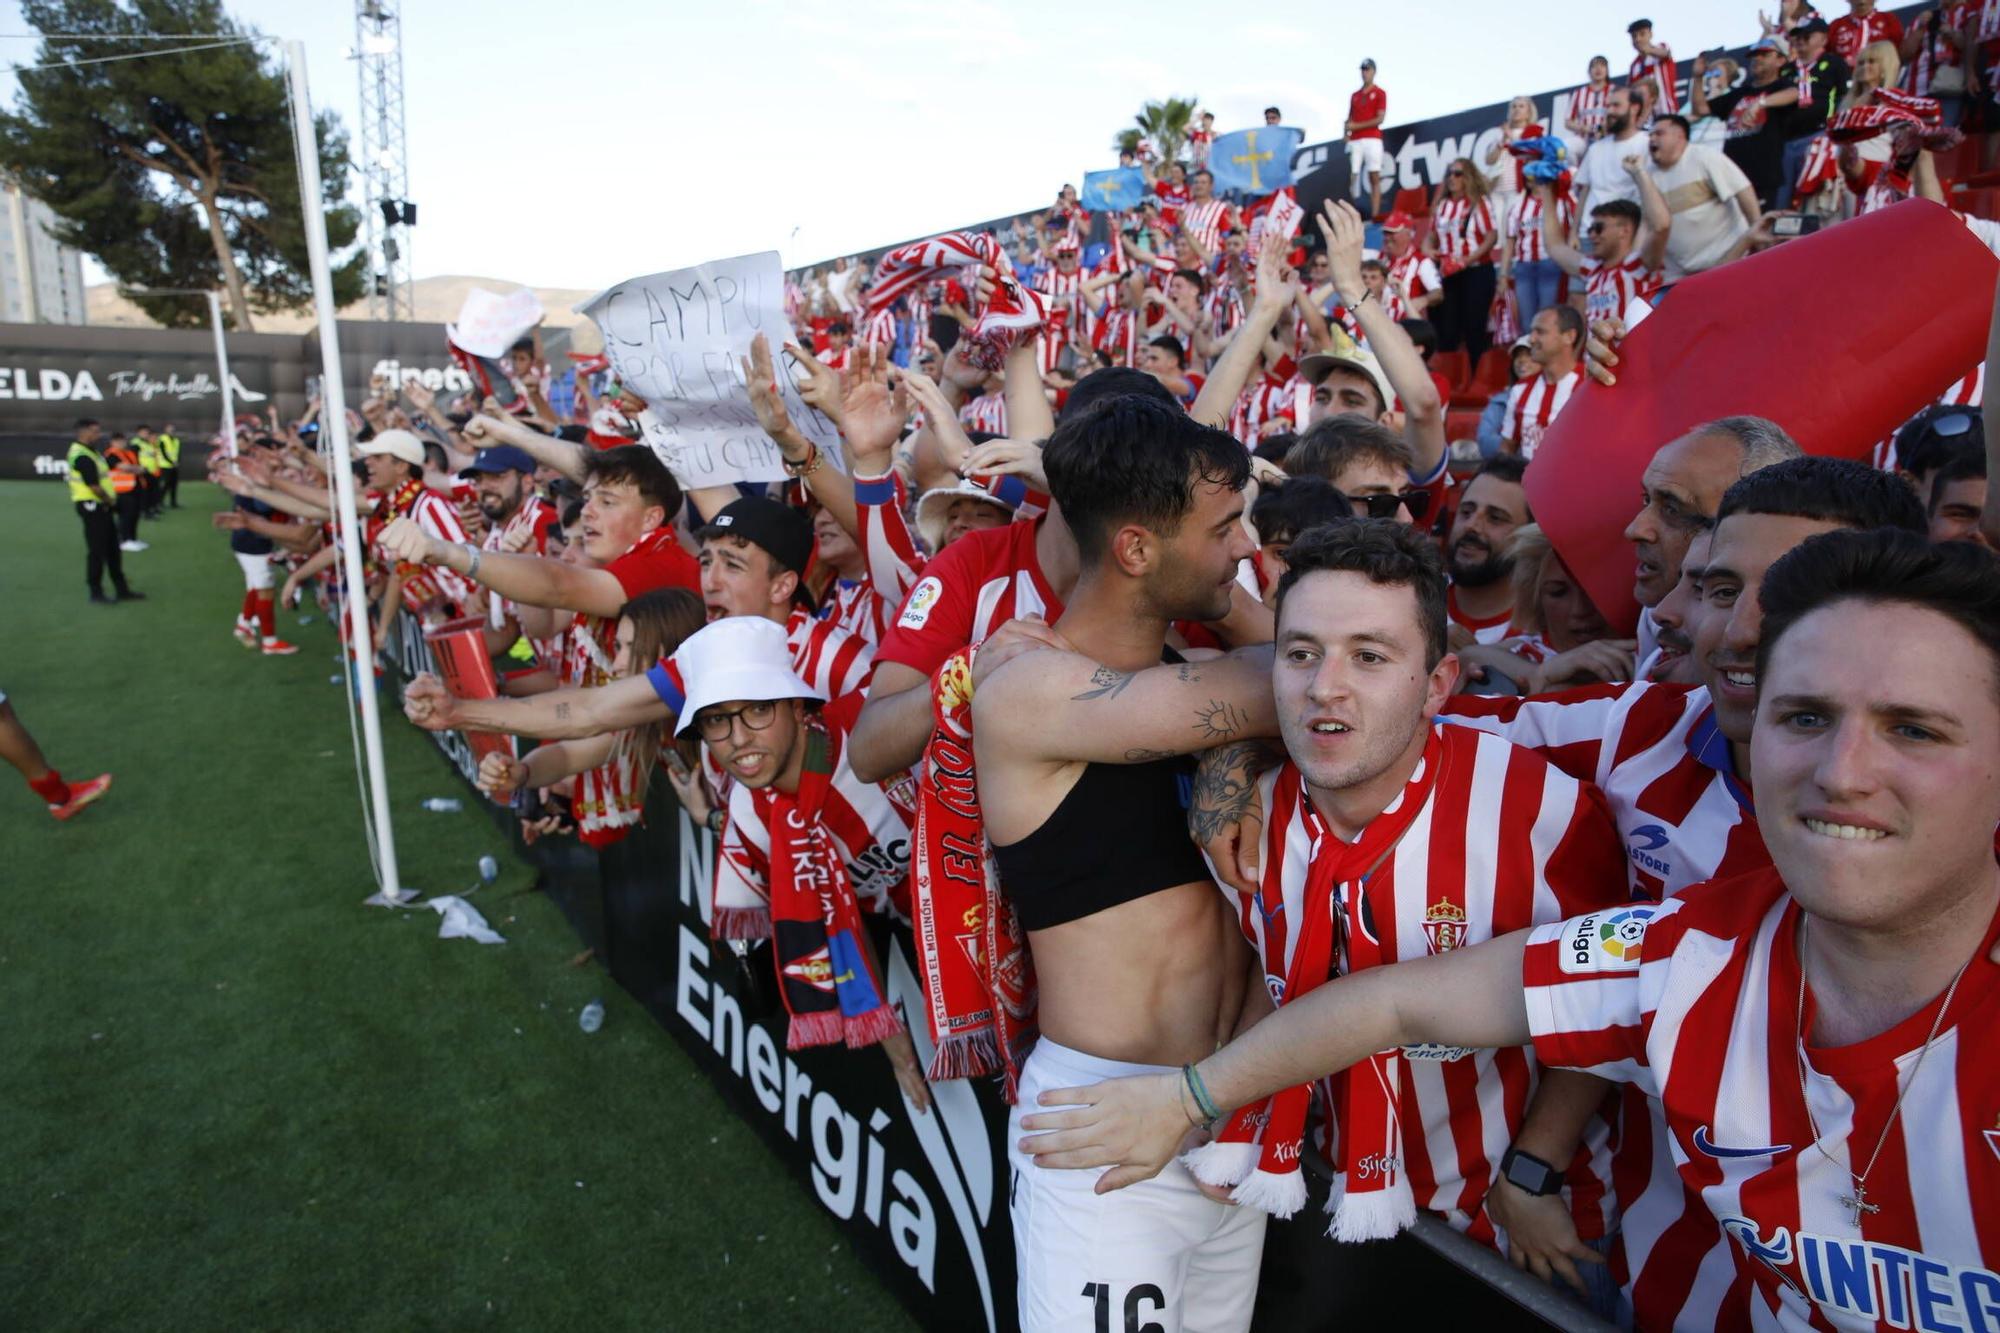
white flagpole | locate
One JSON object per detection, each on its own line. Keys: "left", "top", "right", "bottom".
{"left": 286, "top": 37, "right": 404, "bottom": 903}
{"left": 207, "top": 290, "right": 237, "bottom": 457}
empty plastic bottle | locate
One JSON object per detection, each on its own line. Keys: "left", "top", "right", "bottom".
{"left": 579, "top": 1000, "right": 604, "bottom": 1034}
{"left": 419, "top": 797, "right": 463, "bottom": 814}
{"left": 478, "top": 855, "right": 499, "bottom": 883}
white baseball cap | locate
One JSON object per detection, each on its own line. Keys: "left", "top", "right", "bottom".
{"left": 913, "top": 479, "right": 1016, "bottom": 554}
{"left": 670, "top": 616, "right": 824, "bottom": 738}
{"left": 355, "top": 427, "right": 425, "bottom": 468}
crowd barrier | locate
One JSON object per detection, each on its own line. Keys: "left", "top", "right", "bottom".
{"left": 381, "top": 612, "right": 1611, "bottom": 1331}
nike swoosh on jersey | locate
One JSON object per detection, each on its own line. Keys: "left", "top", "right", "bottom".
{"left": 1693, "top": 1125, "right": 1792, "bottom": 1159}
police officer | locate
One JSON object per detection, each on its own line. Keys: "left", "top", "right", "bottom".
{"left": 149, "top": 423, "right": 182, "bottom": 509}
{"left": 66, "top": 418, "right": 142, "bottom": 604}
{"left": 134, "top": 423, "right": 164, "bottom": 518}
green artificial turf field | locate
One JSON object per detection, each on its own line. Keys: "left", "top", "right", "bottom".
{"left": 0, "top": 479, "right": 914, "bottom": 1331}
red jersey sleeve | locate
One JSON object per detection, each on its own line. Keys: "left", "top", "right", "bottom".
{"left": 873, "top": 537, "right": 983, "bottom": 677}
{"left": 1520, "top": 897, "right": 1684, "bottom": 1095}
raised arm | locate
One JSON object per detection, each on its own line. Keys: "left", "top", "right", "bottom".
{"left": 465, "top": 412, "right": 589, "bottom": 485}
{"left": 1318, "top": 200, "right": 1446, "bottom": 478}
{"left": 377, "top": 516, "right": 634, "bottom": 618}
{"left": 1189, "top": 232, "right": 1297, "bottom": 429}
{"left": 970, "top": 643, "right": 1277, "bottom": 766}
{"left": 1540, "top": 181, "right": 1585, "bottom": 277}
{"left": 403, "top": 669, "right": 669, "bottom": 740}
{"left": 1631, "top": 155, "right": 1672, "bottom": 273}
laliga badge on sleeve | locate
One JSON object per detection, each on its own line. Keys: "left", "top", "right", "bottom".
{"left": 1558, "top": 905, "right": 1658, "bottom": 975}
{"left": 899, "top": 576, "right": 943, "bottom": 630}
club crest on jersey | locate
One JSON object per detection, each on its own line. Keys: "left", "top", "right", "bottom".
{"left": 1559, "top": 905, "right": 1659, "bottom": 974}
{"left": 898, "top": 577, "right": 943, "bottom": 629}
{"left": 1985, "top": 1114, "right": 2000, "bottom": 1164}
{"left": 1423, "top": 899, "right": 1468, "bottom": 954}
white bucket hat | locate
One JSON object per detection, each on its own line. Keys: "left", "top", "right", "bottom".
{"left": 913, "top": 479, "right": 1016, "bottom": 554}
{"left": 670, "top": 616, "right": 824, "bottom": 738}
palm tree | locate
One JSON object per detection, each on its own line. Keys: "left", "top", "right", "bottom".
{"left": 1133, "top": 96, "right": 1201, "bottom": 166}
{"left": 1111, "top": 127, "right": 1147, "bottom": 160}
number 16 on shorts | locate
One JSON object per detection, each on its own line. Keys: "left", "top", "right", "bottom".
{"left": 1082, "top": 1281, "right": 1165, "bottom": 1333}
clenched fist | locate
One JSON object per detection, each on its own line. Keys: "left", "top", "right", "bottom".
{"left": 402, "top": 673, "right": 460, "bottom": 731}
{"left": 478, "top": 751, "right": 530, "bottom": 798}
{"left": 377, "top": 515, "right": 437, "bottom": 566}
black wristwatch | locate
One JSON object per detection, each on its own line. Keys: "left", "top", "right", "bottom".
{"left": 1499, "top": 1146, "right": 1564, "bottom": 1196}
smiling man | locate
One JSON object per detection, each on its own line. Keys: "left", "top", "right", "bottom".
{"left": 1019, "top": 527, "right": 2000, "bottom": 1333}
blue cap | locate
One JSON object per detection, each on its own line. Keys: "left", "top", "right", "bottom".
{"left": 458, "top": 444, "right": 537, "bottom": 476}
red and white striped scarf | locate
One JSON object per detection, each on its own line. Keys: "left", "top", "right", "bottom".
{"left": 1184, "top": 734, "right": 1445, "bottom": 1238}
{"left": 566, "top": 613, "right": 644, "bottom": 847}
{"left": 867, "top": 231, "right": 1046, "bottom": 371}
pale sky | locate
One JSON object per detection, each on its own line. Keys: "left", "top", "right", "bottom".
{"left": 0, "top": 0, "right": 1769, "bottom": 292}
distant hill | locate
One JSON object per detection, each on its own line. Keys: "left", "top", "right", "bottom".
{"left": 84, "top": 275, "right": 605, "bottom": 350}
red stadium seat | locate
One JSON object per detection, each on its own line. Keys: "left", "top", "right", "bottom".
{"left": 1444, "top": 406, "right": 1486, "bottom": 444}
{"left": 1431, "top": 349, "right": 1471, "bottom": 392}
{"left": 1469, "top": 347, "right": 1513, "bottom": 397}
{"left": 1393, "top": 186, "right": 1431, "bottom": 219}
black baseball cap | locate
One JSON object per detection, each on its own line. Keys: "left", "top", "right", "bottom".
{"left": 458, "top": 444, "right": 537, "bottom": 476}
{"left": 1627, "top": 17, "right": 1653, "bottom": 33}
{"left": 1795, "top": 16, "right": 1828, "bottom": 33}
{"left": 698, "top": 495, "right": 813, "bottom": 576}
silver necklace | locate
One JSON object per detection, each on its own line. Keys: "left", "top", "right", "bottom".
{"left": 1794, "top": 916, "right": 1971, "bottom": 1224}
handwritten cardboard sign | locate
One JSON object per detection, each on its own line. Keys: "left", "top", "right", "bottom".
{"left": 578, "top": 252, "right": 843, "bottom": 488}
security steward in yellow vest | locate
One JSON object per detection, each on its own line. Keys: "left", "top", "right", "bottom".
{"left": 134, "top": 425, "right": 164, "bottom": 519}
{"left": 66, "top": 419, "right": 142, "bottom": 605}
{"left": 147, "top": 424, "right": 183, "bottom": 509}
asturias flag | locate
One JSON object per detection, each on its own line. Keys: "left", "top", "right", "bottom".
{"left": 1209, "top": 126, "right": 1304, "bottom": 196}
{"left": 1081, "top": 167, "right": 1147, "bottom": 213}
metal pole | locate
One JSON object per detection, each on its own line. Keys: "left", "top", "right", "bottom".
{"left": 207, "top": 290, "right": 236, "bottom": 457}
{"left": 286, "top": 38, "right": 404, "bottom": 904}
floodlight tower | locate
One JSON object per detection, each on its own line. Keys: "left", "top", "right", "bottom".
{"left": 354, "top": 0, "right": 413, "bottom": 321}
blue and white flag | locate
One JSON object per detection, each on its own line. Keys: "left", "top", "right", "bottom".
{"left": 1081, "top": 167, "right": 1147, "bottom": 213}
{"left": 1208, "top": 127, "right": 1304, "bottom": 196}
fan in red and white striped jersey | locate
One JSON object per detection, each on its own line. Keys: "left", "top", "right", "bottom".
{"left": 958, "top": 388, "right": 1008, "bottom": 436}
{"left": 1033, "top": 251, "right": 1089, "bottom": 376}
{"left": 478, "top": 488, "right": 559, "bottom": 632}
{"left": 1580, "top": 253, "right": 1662, "bottom": 328}
{"left": 1628, "top": 28, "right": 1678, "bottom": 120}
{"left": 1500, "top": 364, "right": 1581, "bottom": 460}
{"left": 1228, "top": 366, "right": 1299, "bottom": 447}
{"left": 1521, "top": 867, "right": 2000, "bottom": 1333}
{"left": 1432, "top": 195, "right": 1498, "bottom": 266}
{"left": 1506, "top": 188, "right": 1574, "bottom": 269}
{"left": 1217, "top": 727, "right": 1631, "bottom": 1243}
{"left": 368, "top": 474, "right": 472, "bottom": 616}
{"left": 1441, "top": 682, "right": 1766, "bottom": 902}
{"left": 1908, "top": 3, "right": 1972, "bottom": 95}
{"left": 1181, "top": 192, "right": 1239, "bottom": 255}
{"left": 1569, "top": 72, "right": 1614, "bottom": 142}
{"left": 713, "top": 693, "right": 915, "bottom": 927}
{"left": 858, "top": 305, "right": 898, "bottom": 351}
{"left": 1384, "top": 247, "right": 1443, "bottom": 323}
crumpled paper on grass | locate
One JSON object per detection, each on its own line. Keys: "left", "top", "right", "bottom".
{"left": 428, "top": 894, "right": 505, "bottom": 945}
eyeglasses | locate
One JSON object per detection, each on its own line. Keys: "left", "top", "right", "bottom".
{"left": 694, "top": 700, "right": 780, "bottom": 743}
{"left": 1352, "top": 490, "right": 1431, "bottom": 521}
{"left": 1446, "top": 169, "right": 1465, "bottom": 178}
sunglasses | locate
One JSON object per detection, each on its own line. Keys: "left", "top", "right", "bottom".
{"left": 1586, "top": 223, "right": 1606, "bottom": 234}
{"left": 1933, "top": 412, "right": 1977, "bottom": 437}
{"left": 1352, "top": 490, "right": 1431, "bottom": 521}
{"left": 1446, "top": 169, "right": 1465, "bottom": 178}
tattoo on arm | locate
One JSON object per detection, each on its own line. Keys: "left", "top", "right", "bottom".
{"left": 554, "top": 702, "right": 571, "bottom": 722}
{"left": 1188, "top": 739, "right": 1284, "bottom": 844}
{"left": 1194, "top": 698, "right": 1250, "bottom": 742}
{"left": 1124, "top": 747, "right": 1178, "bottom": 762}
{"left": 1070, "top": 666, "right": 1135, "bottom": 701}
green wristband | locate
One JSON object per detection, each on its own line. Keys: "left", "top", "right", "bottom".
{"left": 1183, "top": 1063, "right": 1221, "bottom": 1125}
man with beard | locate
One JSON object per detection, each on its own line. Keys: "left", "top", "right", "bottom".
{"left": 461, "top": 444, "right": 559, "bottom": 651}
{"left": 1575, "top": 86, "right": 1648, "bottom": 212}
{"left": 1445, "top": 455, "right": 1533, "bottom": 645}
{"left": 1625, "top": 415, "right": 1800, "bottom": 662}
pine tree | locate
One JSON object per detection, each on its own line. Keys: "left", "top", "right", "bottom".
{"left": 0, "top": 0, "right": 364, "bottom": 330}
